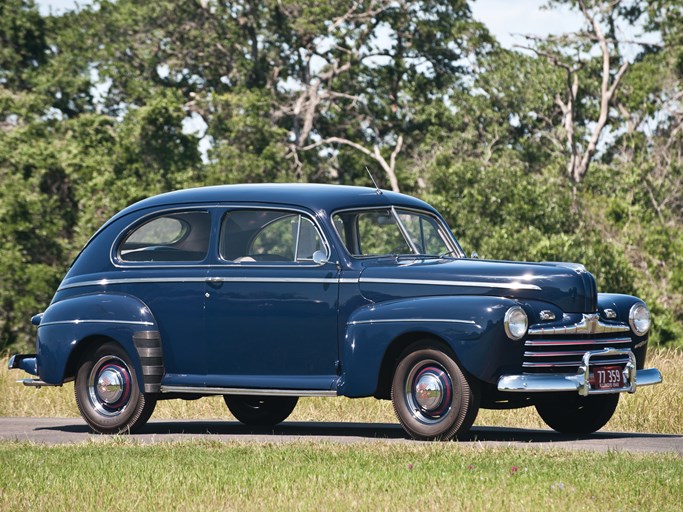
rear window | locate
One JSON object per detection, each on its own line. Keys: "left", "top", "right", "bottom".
{"left": 118, "top": 211, "right": 211, "bottom": 262}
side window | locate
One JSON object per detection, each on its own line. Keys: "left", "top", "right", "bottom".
{"left": 220, "top": 210, "right": 325, "bottom": 263}
{"left": 119, "top": 211, "right": 210, "bottom": 262}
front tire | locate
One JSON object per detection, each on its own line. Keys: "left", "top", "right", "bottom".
{"left": 74, "top": 342, "right": 156, "bottom": 434}
{"left": 535, "top": 393, "right": 619, "bottom": 435}
{"left": 223, "top": 395, "right": 298, "bottom": 426}
{"left": 391, "top": 344, "right": 479, "bottom": 441}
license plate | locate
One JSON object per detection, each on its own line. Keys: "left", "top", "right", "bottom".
{"left": 592, "top": 365, "right": 624, "bottom": 390}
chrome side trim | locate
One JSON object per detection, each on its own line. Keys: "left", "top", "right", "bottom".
{"left": 359, "top": 277, "right": 541, "bottom": 291}
{"left": 200, "top": 277, "right": 339, "bottom": 284}
{"left": 348, "top": 318, "right": 478, "bottom": 326}
{"left": 59, "top": 277, "right": 207, "bottom": 290}
{"left": 38, "top": 319, "right": 155, "bottom": 327}
{"left": 160, "top": 385, "right": 337, "bottom": 397}
{"left": 527, "top": 314, "right": 629, "bottom": 335}
{"left": 58, "top": 276, "right": 342, "bottom": 291}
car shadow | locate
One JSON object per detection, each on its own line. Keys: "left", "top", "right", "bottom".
{"left": 35, "top": 420, "right": 679, "bottom": 443}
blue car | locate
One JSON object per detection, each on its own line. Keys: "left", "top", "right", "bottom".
{"left": 9, "top": 184, "right": 662, "bottom": 440}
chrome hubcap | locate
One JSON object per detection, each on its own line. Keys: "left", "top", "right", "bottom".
{"left": 97, "top": 366, "right": 126, "bottom": 404}
{"left": 414, "top": 372, "right": 444, "bottom": 411}
{"left": 88, "top": 356, "right": 132, "bottom": 417}
{"left": 405, "top": 363, "right": 453, "bottom": 424}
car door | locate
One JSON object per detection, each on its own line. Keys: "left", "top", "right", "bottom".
{"left": 113, "top": 208, "right": 211, "bottom": 384}
{"left": 204, "top": 207, "right": 340, "bottom": 391}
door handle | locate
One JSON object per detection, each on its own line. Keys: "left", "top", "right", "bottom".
{"left": 205, "top": 277, "right": 224, "bottom": 288}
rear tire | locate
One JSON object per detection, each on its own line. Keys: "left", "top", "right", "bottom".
{"left": 74, "top": 341, "right": 156, "bottom": 434}
{"left": 535, "top": 393, "right": 619, "bottom": 435}
{"left": 223, "top": 395, "right": 298, "bottom": 426}
{"left": 391, "top": 343, "right": 479, "bottom": 441}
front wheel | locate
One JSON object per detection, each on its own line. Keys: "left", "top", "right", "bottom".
{"left": 74, "top": 342, "right": 156, "bottom": 434}
{"left": 535, "top": 393, "right": 619, "bottom": 435}
{"left": 223, "top": 395, "right": 298, "bottom": 426}
{"left": 391, "top": 344, "right": 479, "bottom": 441}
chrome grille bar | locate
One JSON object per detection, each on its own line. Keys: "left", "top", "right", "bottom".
{"left": 523, "top": 357, "right": 632, "bottom": 368}
{"left": 525, "top": 337, "right": 631, "bottom": 347}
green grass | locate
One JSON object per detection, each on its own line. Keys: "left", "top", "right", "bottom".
{"left": 1, "top": 441, "right": 682, "bottom": 511}
{"left": 2, "top": 350, "right": 682, "bottom": 434}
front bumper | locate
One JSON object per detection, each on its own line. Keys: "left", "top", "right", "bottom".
{"left": 498, "top": 348, "right": 663, "bottom": 396}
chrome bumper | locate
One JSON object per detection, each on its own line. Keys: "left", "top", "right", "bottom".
{"left": 498, "top": 348, "right": 663, "bottom": 396}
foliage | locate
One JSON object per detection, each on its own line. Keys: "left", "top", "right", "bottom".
{"left": 0, "top": 0, "right": 681, "bottom": 350}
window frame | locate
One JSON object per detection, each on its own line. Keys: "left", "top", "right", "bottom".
{"left": 217, "top": 206, "right": 332, "bottom": 266}
{"left": 112, "top": 207, "right": 213, "bottom": 267}
{"left": 331, "top": 206, "right": 463, "bottom": 259}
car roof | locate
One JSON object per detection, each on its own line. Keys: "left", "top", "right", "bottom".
{"left": 109, "top": 184, "right": 438, "bottom": 222}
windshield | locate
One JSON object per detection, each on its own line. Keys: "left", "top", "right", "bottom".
{"left": 332, "top": 207, "right": 460, "bottom": 258}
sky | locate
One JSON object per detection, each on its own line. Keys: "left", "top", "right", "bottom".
{"left": 36, "top": 0, "right": 586, "bottom": 50}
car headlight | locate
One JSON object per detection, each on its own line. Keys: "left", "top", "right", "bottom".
{"left": 629, "top": 303, "right": 651, "bottom": 336}
{"left": 504, "top": 306, "right": 528, "bottom": 340}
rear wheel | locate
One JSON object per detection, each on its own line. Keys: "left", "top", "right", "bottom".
{"left": 391, "top": 343, "right": 479, "bottom": 441}
{"left": 223, "top": 395, "right": 298, "bottom": 426}
{"left": 74, "top": 342, "right": 156, "bottom": 434}
{"left": 535, "top": 393, "right": 619, "bottom": 435}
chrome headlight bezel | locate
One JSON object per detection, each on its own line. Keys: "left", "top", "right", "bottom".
{"left": 629, "top": 303, "right": 651, "bottom": 336}
{"left": 504, "top": 306, "right": 528, "bottom": 340}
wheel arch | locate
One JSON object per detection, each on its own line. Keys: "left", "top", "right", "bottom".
{"left": 374, "top": 331, "right": 455, "bottom": 400}
{"left": 36, "top": 292, "right": 163, "bottom": 393}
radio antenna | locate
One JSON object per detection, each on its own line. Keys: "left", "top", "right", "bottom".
{"left": 365, "top": 167, "right": 382, "bottom": 195}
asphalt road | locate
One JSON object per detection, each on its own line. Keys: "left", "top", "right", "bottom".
{"left": 1, "top": 417, "right": 681, "bottom": 454}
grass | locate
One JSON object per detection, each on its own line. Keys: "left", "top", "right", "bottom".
{"left": 2, "top": 349, "right": 681, "bottom": 434}
{"left": 1, "top": 441, "right": 682, "bottom": 511}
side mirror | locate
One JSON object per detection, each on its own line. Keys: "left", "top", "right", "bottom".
{"left": 312, "top": 250, "right": 329, "bottom": 265}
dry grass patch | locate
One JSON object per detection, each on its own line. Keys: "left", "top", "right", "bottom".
{"left": 2, "top": 349, "right": 681, "bottom": 433}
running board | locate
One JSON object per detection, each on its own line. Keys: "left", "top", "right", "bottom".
{"left": 160, "top": 385, "right": 337, "bottom": 397}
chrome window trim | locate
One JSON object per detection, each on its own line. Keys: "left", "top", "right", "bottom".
{"left": 111, "top": 204, "right": 333, "bottom": 270}
{"left": 359, "top": 277, "right": 542, "bottom": 291}
{"left": 216, "top": 205, "right": 332, "bottom": 266}
{"left": 111, "top": 206, "right": 216, "bottom": 268}
{"left": 331, "top": 205, "right": 464, "bottom": 259}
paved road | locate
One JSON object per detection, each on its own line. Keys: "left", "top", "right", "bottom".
{"left": 1, "top": 417, "right": 681, "bottom": 454}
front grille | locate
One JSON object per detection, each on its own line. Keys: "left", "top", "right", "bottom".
{"left": 523, "top": 332, "right": 633, "bottom": 374}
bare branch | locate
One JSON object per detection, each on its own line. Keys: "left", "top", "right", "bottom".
{"left": 301, "top": 136, "right": 403, "bottom": 192}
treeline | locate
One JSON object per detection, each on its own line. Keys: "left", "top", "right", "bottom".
{"left": 1, "top": 0, "right": 681, "bottom": 351}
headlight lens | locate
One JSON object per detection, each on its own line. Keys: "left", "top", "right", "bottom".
{"left": 504, "top": 306, "right": 528, "bottom": 340}
{"left": 629, "top": 303, "right": 651, "bottom": 336}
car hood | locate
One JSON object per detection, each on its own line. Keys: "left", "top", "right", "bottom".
{"left": 357, "top": 258, "right": 597, "bottom": 314}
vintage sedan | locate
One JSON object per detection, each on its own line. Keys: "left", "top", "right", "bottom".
{"left": 9, "top": 184, "right": 662, "bottom": 439}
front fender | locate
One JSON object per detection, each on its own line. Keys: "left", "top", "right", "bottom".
{"left": 36, "top": 293, "right": 160, "bottom": 392}
{"left": 338, "top": 295, "right": 522, "bottom": 397}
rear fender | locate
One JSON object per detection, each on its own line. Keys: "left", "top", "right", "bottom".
{"left": 36, "top": 293, "right": 161, "bottom": 393}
